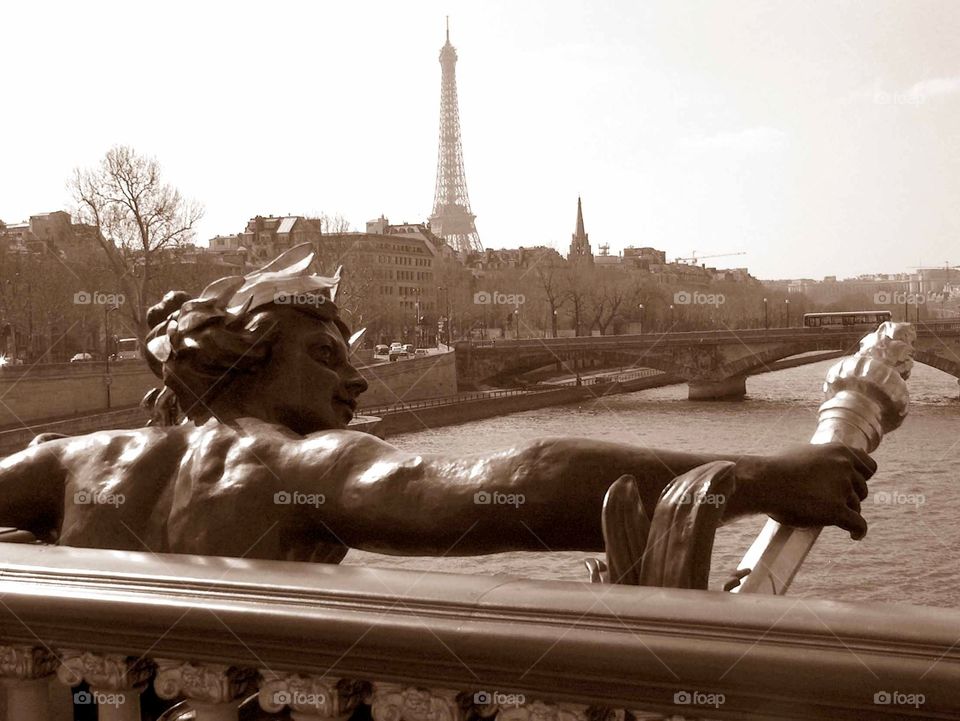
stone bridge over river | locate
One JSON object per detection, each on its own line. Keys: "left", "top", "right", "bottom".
{"left": 455, "top": 321, "right": 960, "bottom": 399}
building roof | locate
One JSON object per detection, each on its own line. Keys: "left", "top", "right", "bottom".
{"left": 277, "top": 217, "right": 298, "bottom": 234}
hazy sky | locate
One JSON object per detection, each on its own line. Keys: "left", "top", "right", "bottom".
{"left": 2, "top": 0, "right": 958, "bottom": 279}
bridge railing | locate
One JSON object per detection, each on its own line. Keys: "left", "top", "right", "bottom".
{"left": 0, "top": 542, "right": 956, "bottom": 721}
{"left": 546, "top": 368, "right": 664, "bottom": 387}
{"left": 464, "top": 323, "right": 960, "bottom": 351}
{"left": 361, "top": 387, "right": 541, "bottom": 416}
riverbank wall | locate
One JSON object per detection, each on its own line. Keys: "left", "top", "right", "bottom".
{"left": 0, "top": 350, "right": 457, "bottom": 432}
{"left": 372, "top": 373, "right": 682, "bottom": 436}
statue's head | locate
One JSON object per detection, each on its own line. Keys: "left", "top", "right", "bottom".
{"left": 145, "top": 244, "right": 368, "bottom": 434}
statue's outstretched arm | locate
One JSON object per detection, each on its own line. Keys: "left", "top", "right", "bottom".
{"left": 0, "top": 441, "right": 68, "bottom": 541}
{"left": 305, "top": 433, "right": 874, "bottom": 557}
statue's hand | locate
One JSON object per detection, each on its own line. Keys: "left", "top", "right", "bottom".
{"left": 763, "top": 443, "right": 876, "bottom": 540}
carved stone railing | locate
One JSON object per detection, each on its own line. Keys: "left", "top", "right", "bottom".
{"left": 0, "top": 544, "right": 957, "bottom": 721}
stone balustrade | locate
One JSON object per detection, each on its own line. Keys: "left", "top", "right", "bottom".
{"left": 0, "top": 543, "right": 956, "bottom": 721}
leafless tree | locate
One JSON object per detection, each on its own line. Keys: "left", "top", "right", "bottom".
{"left": 531, "top": 256, "right": 567, "bottom": 337}
{"left": 70, "top": 146, "right": 203, "bottom": 337}
{"left": 563, "top": 264, "right": 594, "bottom": 336}
{"left": 588, "top": 270, "right": 635, "bottom": 336}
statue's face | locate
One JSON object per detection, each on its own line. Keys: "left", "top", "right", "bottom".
{"left": 245, "top": 309, "right": 368, "bottom": 434}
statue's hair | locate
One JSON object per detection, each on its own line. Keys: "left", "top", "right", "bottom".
{"left": 144, "top": 290, "right": 350, "bottom": 423}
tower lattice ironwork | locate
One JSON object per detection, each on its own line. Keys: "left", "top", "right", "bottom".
{"left": 429, "top": 20, "right": 482, "bottom": 254}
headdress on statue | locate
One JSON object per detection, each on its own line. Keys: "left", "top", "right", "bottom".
{"left": 147, "top": 243, "right": 347, "bottom": 366}
{"left": 143, "top": 243, "right": 353, "bottom": 423}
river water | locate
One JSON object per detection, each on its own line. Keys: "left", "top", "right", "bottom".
{"left": 344, "top": 361, "right": 960, "bottom": 608}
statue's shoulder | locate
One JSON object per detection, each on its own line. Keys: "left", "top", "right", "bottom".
{"left": 47, "top": 424, "right": 191, "bottom": 466}
{"left": 294, "top": 428, "right": 393, "bottom": 463}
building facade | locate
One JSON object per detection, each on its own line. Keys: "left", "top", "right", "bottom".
{"left": 0, "top": 211, "right": 98, "bottom": 260}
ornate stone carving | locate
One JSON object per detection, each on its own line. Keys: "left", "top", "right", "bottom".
{"left": 586, "top": 707, "right": 623, "bottom": 721}
{"left": 258, "top": 673, "right": 368, "bottom": 716}
{"left": 370, "top": 683, "right": 461, "bottom": 721}
{"left": 154, "top": 659, "right": 257, "bottom": 704}
{"left": 56, "top": 650, "right": 155, "bottom": 690}
{"left": 497, "top": 699, "right": 588, "bottom": 721}
{"left": 0, "top": 645, "right": 59, "bottom": 679}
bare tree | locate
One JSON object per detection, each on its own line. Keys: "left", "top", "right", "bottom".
{"left": 588, "top": 270, "right": 634, "bottom": 336}
{"left": 70, "top": 146, "right": 203, "bottom": 336}
{"left": 563, "top": 264, "right": 594, "bottom": 336}
{"left": 532, "top": 256, "right": 567, "bottom": 337}
{"left": 318, "top": 213, "right": 352, "bottom": 234}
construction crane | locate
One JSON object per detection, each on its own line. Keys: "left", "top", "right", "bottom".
{"left": 674, "top": 250, "right": 747, "bottom": 265}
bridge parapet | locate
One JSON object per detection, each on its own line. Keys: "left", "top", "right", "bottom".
{"left": 0, "top": 542, "right": 957, "bottom": 720}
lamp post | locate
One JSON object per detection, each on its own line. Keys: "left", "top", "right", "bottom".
{"left": 785, "top": 298, "right": 791, "bottom": 328}
{"left": 413, "top": 288, "right": 423, "bottom": 347}
{"left": 638, "top": 304, "right": 644, "bottom": 335}
{"left": 104, "top": 304, "right": 119, "bottom": 409}
{"left": 763, "top": 297, "right": 769, "bottom": 330}
{"left": 444, "top": 287, "right": 451, "bottom": 346}
{"left": 669, "top": 303, "right": 675, "bottom": 329}
{"left": 437, "top": 286, "right": 445, "bottom": 348}
{"left": 514, "top": 306, "right": 520, "bottom": 339}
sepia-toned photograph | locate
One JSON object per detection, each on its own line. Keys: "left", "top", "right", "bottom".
{"left": 0, "top": 1, "right": 957, "bottom": 719}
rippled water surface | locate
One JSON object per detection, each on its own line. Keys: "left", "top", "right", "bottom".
{"left": 345, "top": 361, "right": 960, "bottom": 608}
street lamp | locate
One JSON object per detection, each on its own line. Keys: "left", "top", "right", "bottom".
{"left": 104, "top": 304, "right": 120, "bottom": 409}
{"left": 763, "top": 297, "right": 768, "bottom": 329}
{"left": 785, "top": 298, "right": 791, "bottom": 328}
{"left": 413, "top": 288, "right": 423, "bottom": 347}
{"left": 437, "top": 286, "right": 445, "bottom": 349}
{"left": 443, "top": 286, "right": 451, "bottom": 347}
{"left": 638, "top": 304, "right": 644, "bottom": 335}
{"left": 669, "top": 304, "right": 675, "bottom": 329}
{"left": 552, "top": 309, "right": 558, "bottom": 338}
{"left": 514, "top": 307, "right": 520, "bottom": 339}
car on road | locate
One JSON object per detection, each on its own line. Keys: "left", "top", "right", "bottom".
{"left": 375, "top": 344, "right": 389, "bottom": 356}
{"left": 414, "top": 348, "right": 429, "bottom": 357}
{"left": 70, "top": 352, "right": 96, "bottom": 363}
{"left": 389, "top": 350, "right": 410, "bottom": 362}
{"left": 403, "top": 343, "right": 414, "bottom": 354}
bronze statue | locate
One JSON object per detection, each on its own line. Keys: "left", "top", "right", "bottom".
{"left": 0, "top": 245, "right": 874, "bottom": 565}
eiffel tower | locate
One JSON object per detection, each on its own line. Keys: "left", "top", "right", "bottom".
{"left": 429, "top": 19, "right": 483, "bottom": 254}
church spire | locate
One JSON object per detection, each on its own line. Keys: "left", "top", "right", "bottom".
{"left": 575, "top": 196, "right": 586, "bottom": 238}
{"left": 568, "top": 196, "right": 593, "bottom": 263}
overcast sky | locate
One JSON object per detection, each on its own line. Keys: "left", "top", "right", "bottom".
{"left": 2, "top": 0, "right": 958, "bottom": 279}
